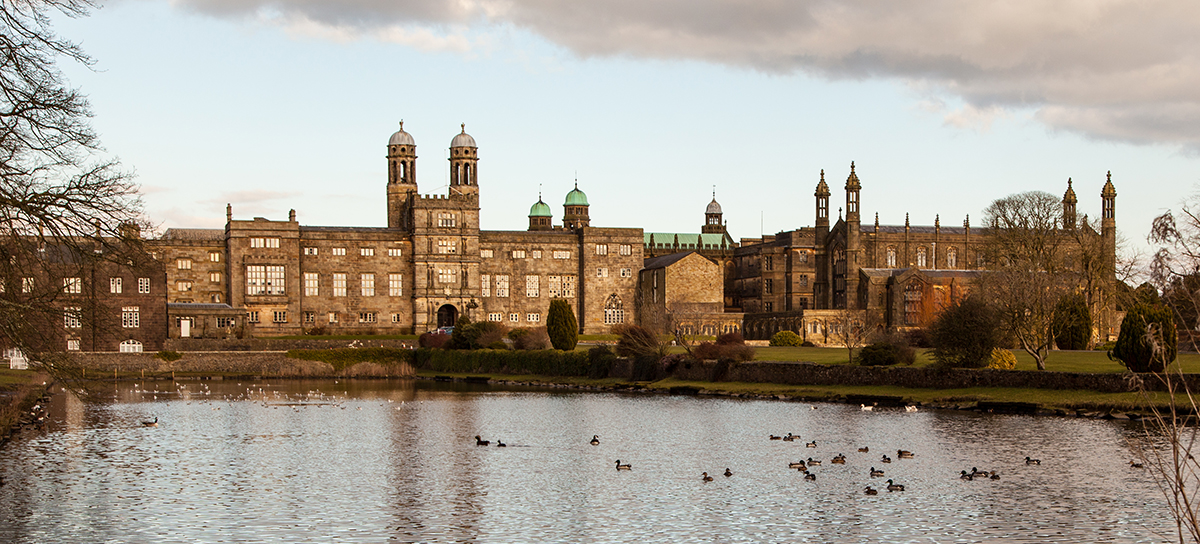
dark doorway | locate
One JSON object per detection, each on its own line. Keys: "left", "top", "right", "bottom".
{"left": 437, "top": 304, "right": 458, "bottom": 328}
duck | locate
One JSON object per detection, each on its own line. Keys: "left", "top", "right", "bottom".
{"left": 804, "top": 472, "right": 816, "bottom": 481}
{"left": 769, "top": 435, "right": 783, "bottom": 440}
{"left": 782, "top": 434, "right": 796, "bottom": 442}
{"left": 806, "top": 441, "right": 817, "bottom": 448}
{"left": 880, "top": 455, "right": 892, "bottom": 463}
{"left": 970, "top": 467, "right": 989, "bottom": 478}
{"left": 615, "top": 460, "right": 632, "bottom": 471}
{"left": 905, "top": 405, "right": 919, "bottom": 412}
{"left": 1130, "top": 460, "right": 1144, "bottom": 469}
{"left": 897, "top": 450, "right": 914, "bottom": 459}
{"left": 590, "top": 435, "right": 600, "bottom": 446}
{"left": 990, "top": 472, "right": 1000, "bottom": 480}
{"left": 724, "top": 468, "right": 732, "bottom": 477}
{"left": 496, "top": 439, "right": 506, "bottom": 447}
{"left": 702, "top": 472, "right": 714, "bottom": 482}
{"left": 788, "top": 461, "right": 807, "bottom": 469}
{"left": 857, "top": 446, "right": 870, "bottom": 453}
{"left": 886, "top": 479, "right": 905, "bottom": 492}
{"left": 870, "top": 467, "right": 885, "bottom": 477}
{"left": 831, "top": 454, "right": 847, "bottom": 464}
{"left": 1024, "top": 456, "right": 1040, "bottom": 465}
{"left": 960, "top": 470, "right": 974, "bottom": 481}
{"left": 864, "top": 486, "right": 878, "bottom": 495}
{"left": 475, "top": 435, "right": 490, "bottom": 446}
{"left": 860, "top": 404, "right": 874, "bottom": 411}
{"left": 806, "top": 457, "right": 821, "bottom": 466}
{"left": 141, "top": 417, "right": 158, "bottom": 427}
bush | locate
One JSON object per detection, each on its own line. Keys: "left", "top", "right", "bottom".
{"left": 586, "top": 346, "right": 616, "bottom": 378}
{"left": 616, "top": 325, "right": 667, "bottom": 358}
{"left": 716, "top": 332, "right": 744, "bottom": 345}
{"left": 906, "top": 328, "right": 932, "bottom": 349}
{"left": 858, "top": 341, "right": 914, "bottom": 366}
{"left": 287, "top": 347, "right": 415, "bottom": 372}
{"left": 155, "top": 350, "right": 183, "bottom": 362}
{"left": 769, "top": 330, "right": 803, "bottom": 346}
{"left": 1110, "top": 303, "right": 1178, "bottom": 373}
{"left": 987, "top": 348, "right": 1017, "bottom": 370}
{"left": 930, "top": 296, "right": 1001, "bottom": 368}
{"left": 1053, "top": 293, "right": 1092, "bottom": 350}
{"left": 659, "top": 352, "right": 692, "bottom": 374}
{"left": 692, "top": 342, "right": 755, "bottom": 362}
{"left": 547, "top": 299, "right": 579, "bottom": 351}
{"left": 418, "top": 332, "right": 450, "bottom": 348}
{"left": 801, "top": 341, "right": 815, "bottom": 347}
{"left": 304, "top": 326, "right": 327, "bottom": 336}
{"left": 478, "top": 323, "right": 509, "bottom": 348}
{"left": 487, "top": 341, "right": 509, "bottom": 350}
{"left": 447, "top": 318, "right": 508, "bottom": 350}
{"left": 510, "top": 327, "right": 550, "bottom": 350}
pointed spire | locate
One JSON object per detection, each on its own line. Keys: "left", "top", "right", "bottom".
{"left": 935, "top": 214, "right": 940, "bottom": 229}
{"left": 905, "top": 213, "right": 910, "bottom": 228}
{"left": 461, "top": 123, "right": 466, "bottom": 134}
{"left": 1102, "top": 170, "right": 1117, "bottom": 197}
{"left": 815, "top": 169, "right": 831, "bottom": 196}
{"left": 845, "top": 161, "right": 861, "bottom": 190}
{"left": 964, "top": 214, "right": 970, "bottom": 229}
{"left": 874, "top": 212, "right": 879, "bottom": 228}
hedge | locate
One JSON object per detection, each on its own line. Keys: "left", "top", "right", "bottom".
{"left": 286, "top": 347, "right": 415, "bottom": 372}
{"left": 413, "top": 348, "right": 593, "bottom": 377}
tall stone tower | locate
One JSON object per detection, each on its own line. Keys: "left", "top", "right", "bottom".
{"left": 449, "top": 123, "right": 479, "bottom": 198}
{"left": 1101, "top": 171, "right": 1117, "bottom": 274}
{"left": 1062, "top": 178, "right": 1078, "bottom": 229}
{"left": 842, "top": 162, "right": 862, "bottom": 309}
{"left": 814, "top": 170, "right": 831, "bottom": 309}
{"left": 387, "top": 121, "right": 418, "bottom": 230}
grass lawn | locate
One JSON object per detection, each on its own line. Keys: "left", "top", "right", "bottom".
{"left": 0, "top": 368, "right": 43, "bottom": 390}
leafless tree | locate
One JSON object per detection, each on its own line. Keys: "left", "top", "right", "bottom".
{"left": 1, "top": 0, "right": 147, "bottom": 376}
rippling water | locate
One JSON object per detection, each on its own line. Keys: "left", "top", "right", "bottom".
{"left": 0, "top": 379, "right": 1181, "bottom": 543}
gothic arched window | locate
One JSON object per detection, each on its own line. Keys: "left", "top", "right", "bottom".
{"left": 885, "top": 247, "right": 897, "bottom": 268}
{"left": 604, "top": 294, "right": 624, "bottom": 325}
{"left": 916, "top": 246, "right": 927, "bottom": 267}
{"left": 946, "top": 247, "right": 957, "bottom": 268}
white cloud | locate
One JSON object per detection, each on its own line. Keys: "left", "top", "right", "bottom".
{"left": 164, "top": 0, "right": 1200, "bottom": 151}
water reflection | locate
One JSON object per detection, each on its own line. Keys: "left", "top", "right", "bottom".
{"left": 0, "top": 379, "right": 1180, "bottom": 543}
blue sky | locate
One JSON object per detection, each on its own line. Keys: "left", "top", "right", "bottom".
{"left": 52, "top": 0, "right": 1200, "bottom": 262}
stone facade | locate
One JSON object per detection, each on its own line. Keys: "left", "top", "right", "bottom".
{"left": 151, "top": 124, "right": 642, "bottom": 336}
{"left": 738, "top": 164, "right": 1120, "bottom": 340}
{"left": 638, "top": 251, "right": 742, "bottom": 335}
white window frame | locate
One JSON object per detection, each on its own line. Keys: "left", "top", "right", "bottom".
{"left": 619, "top": 244, "right": 632, "bottom": 256}
{"left": 488, "top": 313, "right": 503, "bottom": 322}
{"left": 63, "top": 277, "right": 81, "bottom": 294}
{"left": 480, "top": 249, "right": 493, "bottom": 258}
{"left": 553, "top": 251, "right": 570, "bottom": 259}
{"left": 138, "top": 277, "right": 150, "bottom": 294}
{"left": 64, "top": 307, "right": 82, "bottom": 329}
{"left": 361, "top": 273, "right": 375, "bottom": 296}
{"left": 359, "top": 312, "right": 377, "bottom": 324}
{"left": 595, "top": 244, "right": 608, "bottom": 255}
{"left": 273, "top": 310, "right": 287, "bottom": 323}
{"left": 304, "top": 272, "right": 319, "bottom": 296}
{"left": 360, "top": 247, "right": 375, "bottom": 257}
{"left": 332, "top": 247, "right": 346, "bottom": 256}
{"left": 209, "top": 272, "right": 221, "bottom": 283}
{"left": 527, "top": 313, "right": 540, "bottom": 323}
{"left": 177, "top": 258, "right": 192, "bottom": 270}
{"left": 495, "top": 275, "right": 509, "bottom": 298}
{"left": 481, "top": 274, "right": 490, "bottom": 297}
{"left": 304, "top": 247, "right": 318, "bottom": 256}
{"left": 526, "top": 275, "right": 539, "bottom": 298}
{"left": 209, "top": 251, "right": 221, "bottom": 262}
{"left": 438, "top": 240, "right": 458, "bottom": 254}
{"left": 333, "top": 273, "right": 347, "bottom": 297}
{"left": 389, "top": 273, "right": 403, "bottom": 296}
{"left": 110, "top": 277, "right": 122, "bottom": 294}
{"left": 511, "top": 249, "right": 526, "bottom": 259}
{"left": 509, "top": 313, "right": 519, "bottom": 323}
{"left": 388, "top": 248, "right": 403, "bottom": 257}
{"left": 121, "top": 306, "right": 140, "bottom": 328}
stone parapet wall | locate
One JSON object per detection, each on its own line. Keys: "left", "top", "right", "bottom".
{"left": 669, "top": 360, "right": 1196, "bottom": 393}
{"left": 164, "top": 338, "right": 415, "bottom": 352}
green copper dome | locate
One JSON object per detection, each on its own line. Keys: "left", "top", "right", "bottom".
{"left": 529, "top": 198, "right": 552, "bottom": 217}
{"left": 564, "top": 183, "right": 589, "bottom": 206}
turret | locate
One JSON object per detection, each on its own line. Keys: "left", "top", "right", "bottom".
{"left": 815, "top": 170, "right": 830, "bottom": 246}
{"left": 528, "top": 195, "right": 552, "bottom": 231}
{"left": 448, "top": 123, "right": 479, "bottom": 199}
{"left": 703, "top": 190, "right": 724, "bottom": 234}
{"left": 1063, "top": 178, "right": 1078, "bottom": 229}
{"left": 843, "top": 162, "right": 862, "bottom": 309}
{"left": 563, "top": 183, "right": 590, "bottom": 229}
{"left": 387, "top": 121, "right": 417, "bottom": 230}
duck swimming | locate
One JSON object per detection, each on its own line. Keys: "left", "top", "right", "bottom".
{"left": 806, "top": 458, "right": 821, "bottom": 466}
{"left": 1024, "top": 456, "right": 1040, "bottom": 465}
{"left": 886, "top": 479, "right": 905, "bottom": 492}
{"left": 897, "top": 450, "right": 914, "bottom": 459}
{"left": 804, "top": 472, "right": 816, "bottom": 481}
{"left": 858, "top": 446, "right": 869, "bottom": 453}
{"left": 590, "top": 435, "right": 600, "bottom": 446}
{"left": 864, "top": 486, "right": 878, "bottom": 495}
{"left": 475, "top": 435, "right": 490, "bottom": 446}
{"left": 831, "top": 454, "right": 847, "bottom": 464}
{"left": 806, "top": 441, "right": 817, "bottom": 448}
{"left": 615, "top": 460, "right": 632, "bottom": 471}
{"left": 870, "top": 467, "right": 885, "bottom": 477}
{"left": 788, "top": 461, "right": 807, "bottom": 469}
{"left": 141, "top": 417, "right": 158, "bottom": 427}
{"left": 881, "top": 455, "right": 892, "bottom": 463}
{"left": 702, "top": 472, "right": 714, "bottom": 482}
{"left": 724, "top": 468, "right": 732, "bottom": 477}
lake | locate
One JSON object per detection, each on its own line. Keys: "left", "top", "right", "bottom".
{"left": 0, "top": 379, "right": 1179, "bottom": 543}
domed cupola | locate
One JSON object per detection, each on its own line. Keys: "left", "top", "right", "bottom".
{"left": 528, "top": 195, "right": 553, "bottom": 231}
{"left": 448, "top": 123, "right": 479, "bottom": 197}
{"left": 563, "top": 182, "right": 590, "bottom": 229}
{"left": 386, "top": 120, "right": 418, "bottom": 230}
{"left": 703, "top": 190, "right": 724, "bottom": 234}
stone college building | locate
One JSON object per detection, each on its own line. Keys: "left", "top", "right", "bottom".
{"left": 153, "top": 124, "right": 642, "bottom": 336}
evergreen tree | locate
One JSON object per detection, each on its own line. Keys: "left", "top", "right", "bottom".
{"left": 547, "top": 299, "right": 578, "bottom": 351}
{"left": 1110, "top": 303, "right": 1177, "bottom": 373}
{"left": 929, "top": 296, "right": 1001, "bottom": 368}
{"left": 1052, "top": 293, "right": 1091, "bottom": 350}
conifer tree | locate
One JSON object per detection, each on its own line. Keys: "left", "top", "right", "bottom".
{"left": 546, "top": 299, "right": 578, "bottom": 351}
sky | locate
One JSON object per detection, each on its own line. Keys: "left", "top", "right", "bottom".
{"left": 49, "top": 0, "right": 1200, "bottom": 263}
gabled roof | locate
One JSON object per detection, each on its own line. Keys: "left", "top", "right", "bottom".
{"left": 643, "top": 251, "right": 707, "bottom": 270}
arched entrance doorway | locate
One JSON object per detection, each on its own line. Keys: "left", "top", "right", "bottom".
{"left": 437, "top": 304, "right": 458, "bottom": 328}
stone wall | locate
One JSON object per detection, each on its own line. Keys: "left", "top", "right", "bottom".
{"left": 74, "top": 351, "right": 415, "bottom": 377}
{"left": 164, "top": 338, "right": 415, "bottom": 352}
{"left": 668, "top": 359, "right": 1199, "bottom": 393}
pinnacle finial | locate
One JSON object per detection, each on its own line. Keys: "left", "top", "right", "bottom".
{"left": 850, "top": 161, "right": 855, "bottom": 172}
{"left": 399, "top": 120, "right": 404, "bottom": 130}
{"left": 713, "top": 185, "right": 716, "bottom": 200}
{"left": 1067, "top": 177, "right": 1073, "bottom": 188}
{"left": 461, "top": 123, "right": 466, "bottom": 133}
{"left": 820, "top": 169, "right": 825, "bottom": 181}
{"left": 1107, "top": 170, "right": 1112, "bottom": 181}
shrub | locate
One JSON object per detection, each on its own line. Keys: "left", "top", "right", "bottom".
{"left": 586, "top": 345, "right": 616, "bottom": 378}
{"left": 446, "top": 318, "right": 509, "bottom": 350}
{"left": 616, "top": 325, "right": 667, "bottom": 358}
{"left": 659, "top": 352, "right": 692, "bottom": 374}
{"left": 905, "top": 328, "right": 932, "bottom": 349}
{"left": 801, "top": 340, "right": 815, "bottom": 347}
{"left": 987, "top": 348, "right": 1017, "bottom": 370}
{"left": 547, "top": 299, "right": 579, "bottom": 351}
{"left": 419, "top": 332, "right": 450, "bottom": 348}
{"left": 1053, "top": 293, "right": 1092, "bottom": 350}
{"left": 858, "top": 341, "right": 914, "bottom": 366}
{"left": 155, "top": 350, "right": 183, "bottom": 362}
{"left": 512, "top": 327, "right": 550, "bottom": 350}
{"left": 287, "top": 347, "right": 415, "bottom": 372}
{"left": 769, "top": 330, "right": 803, "bottom": 347}
{"left": 930, "top": 296, "right": 1001, "bottom": 368}
{"left": 478, "top": 323, "right": 509, "bottom": 348}
{"left": 487, "top": 341, "right": 509, "bottom": 350}
{"left": 1110, "top": 303, "right": 1177, "bottom": 373}
{"left": 716, "top": 332, "right": 744, "bottom": 346}
{"left": 304, "top": 326, "right": 327, "bottom": 336}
